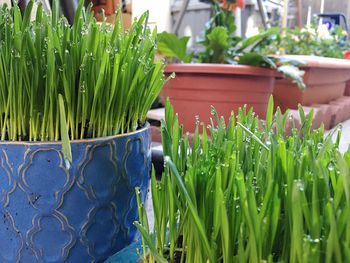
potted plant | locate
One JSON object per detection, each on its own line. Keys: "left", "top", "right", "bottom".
{"left": 157, "top": 2, "right": 303, "bottom": 132}
{"left": 343, "top": 50, "right": 350, "bottom": 96}
{"left": 0, "top": 1, "right": 166, "bottom": 262}
{"left": 108, "top": 98, "right": 350, "bottom": 262}
{"left": 261, "top": 24, "right": 350, "bottom": 111}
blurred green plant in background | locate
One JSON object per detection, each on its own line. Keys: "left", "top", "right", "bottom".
{"left": 260, "top": 23, "right": 350, "bottom": 59}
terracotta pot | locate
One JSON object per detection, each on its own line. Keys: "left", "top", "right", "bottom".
{"left": 162, "top": 63, "right": 276, "bottom": 132}
{"left": 221, "top": 0, "right": 245, "bottom": 10}
{"left": 273, "top": 55, "right": 350, "bottom": 112}
{"left": 92, "top": 0, "right": 115, "bottom": 16}
{"left": 345, "top": 80, "right": 350, "bottom": 96}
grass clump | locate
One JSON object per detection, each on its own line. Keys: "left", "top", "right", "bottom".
{"left": 135, "top": 97, "right": 350, "bottom": 263}
{"left": 0, "top": 0, "right": 166, "bottom": 141}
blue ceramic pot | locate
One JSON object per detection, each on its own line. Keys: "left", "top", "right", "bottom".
{"left": 105, "top": 240, "right": 142, "bottom": 263}
{"left": 0, "top": 124, "right": 151, "bottom": 262}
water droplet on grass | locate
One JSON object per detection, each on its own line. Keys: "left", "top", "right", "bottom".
{"left": 295, "top": 179, "right": 304, "bottom": 191}
{"left": 327, "top": 162, "right": 335, "bottom": 171}
{"left": 79, "top": 81, "right": 86, "bottom": 93}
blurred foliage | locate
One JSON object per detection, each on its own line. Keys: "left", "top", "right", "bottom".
{"left": 260, "top": 23, "right": 350, "bottom": 58}
{"left": 156, "top": 3, "right": 305, "bottom": 89}
{"left": 157, "top": 32, "right": 193, "bottom": 63}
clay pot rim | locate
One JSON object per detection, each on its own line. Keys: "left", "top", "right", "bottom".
{"left": 164, "top": 63, "right": 278, "bottom": 77}
{"left": 0, "top": 123, "right": 150, "bottom": 146}
{"left": 278, "top": 55, "right": 350, "bottom": 69}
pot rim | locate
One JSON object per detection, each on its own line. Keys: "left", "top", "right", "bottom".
{"left": 164, "top": 63, "right": 278, "bottom": 77}
{"left": 0, "top": 123, "right": 150, "bottom": 146}
{"left": 278, "top": 55, "right": 350, "bottom": 69}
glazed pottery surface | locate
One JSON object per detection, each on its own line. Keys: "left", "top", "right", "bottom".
{"left": 0, "top": 125, "right": 151, "bottom": 262}
{"left": 273, "top": 55, "right": 350, "bottom": 111}
{"left": 105, "top": 240, "right": 142, "bottom": 263}
{"left": 163, "top": 63, "right": 276, "bottom": 132}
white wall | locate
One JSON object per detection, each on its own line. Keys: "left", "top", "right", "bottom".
{"left": 132, "top": 0, "right": 172, "bottom": 32}
{"left": 0, "top": 0, "right": 10, "bottom": 5}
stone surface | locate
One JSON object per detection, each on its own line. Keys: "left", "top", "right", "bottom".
{"left": 328, "top": 104, "right": 343, "bottom": 128}
{"left": 311, "top": 104, "right": 333, "bottom": 130}
{"left": 335, "top": 97, "right": 350, "bottom": 120}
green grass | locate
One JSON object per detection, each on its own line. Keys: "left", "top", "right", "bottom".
{"left": 0, "top": 0, "right": 166, "bottom": 141}
{"left": 135, "top": 97, "right": 350, "bottom": 263}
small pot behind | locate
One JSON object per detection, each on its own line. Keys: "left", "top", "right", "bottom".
{"left": 273, "top": 55, "right": 350, "bottom": 111}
